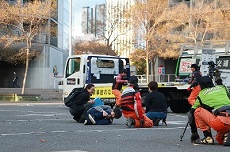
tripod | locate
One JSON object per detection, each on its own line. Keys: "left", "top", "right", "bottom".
{"left": 180, "top": 121, "right": 189, "bottom": 141}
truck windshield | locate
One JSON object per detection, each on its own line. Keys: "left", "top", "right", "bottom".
{"left": 66, "top": 58, "right": 81, "bottom": 78}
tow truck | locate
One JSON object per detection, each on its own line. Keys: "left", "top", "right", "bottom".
{"left": 63, "top": 54, "right": 130, "bottom": 106}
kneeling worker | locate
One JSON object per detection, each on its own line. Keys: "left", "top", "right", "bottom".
{"left": 145, "top": 81, "right": 167, "bottom": 126}
{"left": 189, "top": 76, "right": 230, "bottom": 146}
{"left": 120, "top": 76, "right": 153, "bottom": 128}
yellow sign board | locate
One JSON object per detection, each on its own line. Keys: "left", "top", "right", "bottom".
{"left": 92, "top": 86, "right": 127, "bottom": 99}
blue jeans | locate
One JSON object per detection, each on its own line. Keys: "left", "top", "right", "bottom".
{"left": 87, "top": 108, "right": 112, "bottom": 125}
{"left": 146, "top": 112, "right": 167, "bottom": 120}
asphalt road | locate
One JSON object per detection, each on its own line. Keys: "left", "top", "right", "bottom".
{"left": 0, "top": 101, "right": 229, "bottom": 152}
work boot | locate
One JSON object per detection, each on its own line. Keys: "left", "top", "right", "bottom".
{"left": 162, "top": 118, "right": 167, "bottom": 126}
{"left": 190, "top": 132, "right": 200, "bottom": 143}
{"left": 195, "top": 130, "right": 214, "bottom": 145}
{"left": 223, "top": 133, "right": 230, "bottom": 146}
{"left": 153, "top": 119, "right": 161, "bottom": 126}
{"left": 197, "top": 136, "right": 214, "bottom": 145}
{"left": 126, "top": 118, "right": 135, "bottom": 128}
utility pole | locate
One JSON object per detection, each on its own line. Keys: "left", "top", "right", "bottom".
{"left": 69, "top": 0, "right": 72, "bottom": 56}
{"left": 95, "top": 5, "right": 97, "bottom": 37}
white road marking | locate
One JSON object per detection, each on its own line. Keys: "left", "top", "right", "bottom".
{"left": 0, "top": 102, "right": 63, "bottom": 106}
{"left": 170, "top": 113, "right": 188, "bottom": 118}
{"left": 0, "top": 126, "right": 190, "bottom": 136}
{"left": 52, "top": 150, "right": 87, "bottom": 152}
{"left": 17, "top": 114, "right": 58, "bottom": 116}
{"left": 5, "top": 119, "right": 68, "bottom": 122}
{"left": 166, "top": 121, "right": 188, "bottom": 125}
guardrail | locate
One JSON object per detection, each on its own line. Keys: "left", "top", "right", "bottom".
{"left": 136, "top": 74, "right": 176, "bottom": 83}
{"left": 54, "top": 76, "right": 63, "bottom": 90}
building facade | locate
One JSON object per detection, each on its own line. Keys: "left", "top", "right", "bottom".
{"left": 81, "top": 4, "right": 106, "bottom": 39}
{"left": 0, "top": 0, "right": 77, "bottom": 89}
{"left": 105, "top": 0, "right": 135, "bottom": 57}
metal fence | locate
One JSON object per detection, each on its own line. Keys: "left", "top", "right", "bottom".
{"left": 54, "top": 76, "right": 63, "bottom": 90}
{"left": 136, "top": 74, "right": 176, "bottom": 84}
{"left": 54, "top": 74, "right": 177, "bottom": 89}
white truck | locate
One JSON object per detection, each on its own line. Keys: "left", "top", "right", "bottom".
{"left": 63, "top": 54, "right": 130, "bottom": 105}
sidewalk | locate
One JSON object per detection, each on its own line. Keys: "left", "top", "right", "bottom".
{"left": 0, "top": 88, "right": 63, "bottom": 102}
{"left": 0, "top": 98, "right": 64, "bottom": 106}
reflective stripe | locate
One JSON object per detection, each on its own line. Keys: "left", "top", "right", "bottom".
{"left": 134, "top": 96, "right": 139, "bottom": 118}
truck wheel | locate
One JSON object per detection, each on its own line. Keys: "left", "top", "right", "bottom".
{"left": 169, "top": 99, "right": 191, "bottom": 113}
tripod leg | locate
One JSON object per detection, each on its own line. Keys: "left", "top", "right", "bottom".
{"left": 180, "top": 121, "right": 189, "bottom": 141}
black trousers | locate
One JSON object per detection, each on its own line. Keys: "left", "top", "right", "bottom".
{"left": 69, "top": 104, "right": 92, "bottom": 123}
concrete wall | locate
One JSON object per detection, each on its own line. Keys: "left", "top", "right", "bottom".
{"left": 0, "top": 45, "right": 66, "bottom": 89}
{"left": 27, "top": 46, "right": 65, "bottom": 89}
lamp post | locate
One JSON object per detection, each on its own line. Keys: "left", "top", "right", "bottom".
{"left": 69, "top": 0, "right": 73, "bottom": 56}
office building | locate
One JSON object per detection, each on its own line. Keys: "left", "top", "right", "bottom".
{"left": 0, "top": 0, "right": 77, "bottom": 89}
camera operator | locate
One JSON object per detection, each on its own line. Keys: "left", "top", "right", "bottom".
{"left": 206, "top": 61, "right": 224, "bottom": 86}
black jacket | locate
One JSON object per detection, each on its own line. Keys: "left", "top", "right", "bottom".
{"left": 145, "top": 91, "right": 167, "bottom": 113}
{"left": 72, "top": 89, "right": 90, "bottom": 111}
{"left": 189, "top": 70, "right": 202, "bottom": 88}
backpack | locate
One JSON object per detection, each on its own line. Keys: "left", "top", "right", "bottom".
{"left": 64, "top": 88, "right": 83, "bottom": 108}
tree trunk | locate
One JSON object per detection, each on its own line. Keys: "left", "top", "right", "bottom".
{"left": 106, "top": 39, "right": 110, "bottom": 54}
{"left": 151, "top": 57, "right": 156, "bottom": 82}
{"left": 21, "top": 39, "right": 30, "bottom": 94}
{"left": 146, "top": 40, "right": 149, "bottom": 83}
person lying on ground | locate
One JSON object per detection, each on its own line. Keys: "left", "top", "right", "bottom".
{"left": 84, "top": 105, "right": 122, "bottom": 125}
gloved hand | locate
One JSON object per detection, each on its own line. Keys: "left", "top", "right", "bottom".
{"left": 187, "top": 87, "right": 191, "bottom": 92}
{"left": 140, "top": 119, "right": 144, "bottom": 127}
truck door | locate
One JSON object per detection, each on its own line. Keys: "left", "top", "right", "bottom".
{"left": 63, "top": 57, "right": 84, "bottom": 97}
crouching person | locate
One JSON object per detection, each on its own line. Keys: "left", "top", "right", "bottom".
{"left": 69, "top": 84, "right": 95, "bottom": 123}
{"left": 190, "top": 76, "right": 230, "bottom": 146}
{"left": 145, "top": 81, "right": 168, "bottom": 126}
{"left": 84, "top": 105, "right": 122, "bottom": 125}
{"left": 120, "top": 76, "right": 153, "bottom": 128}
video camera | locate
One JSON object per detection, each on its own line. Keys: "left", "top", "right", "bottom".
{"left": 202, "top": 61, "right": 221, "bottom": 80}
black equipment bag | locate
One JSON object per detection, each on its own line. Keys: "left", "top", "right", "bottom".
{"left": 64, "top": 88, "right": 83, "bottom": 108}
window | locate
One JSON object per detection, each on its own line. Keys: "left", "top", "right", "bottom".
{"left": 66, "top": 58, "right": 81, "bottom": 77}
{"left": 96, "top": 59, "right": 114, "bottom": 68}
{"left": 50, "top": 20, "right": 58, "bottom": 47}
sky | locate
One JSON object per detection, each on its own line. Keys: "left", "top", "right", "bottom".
{"left": 73, "top": 0, "right": 106, "bottom": 37}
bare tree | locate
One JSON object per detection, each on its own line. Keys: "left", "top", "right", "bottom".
{"left": 95, "top": 2, "right": 131, "bottom": 54}
{"left": 129, "top": 0, "right": 187, "bottom": 82}
{"left": 0, "top": 0, "right": 56, "bottom": 94}
{"left": 129, "top": 49, "right": 146, "bottom": 75}
{"left": 73, "top": 40, "right": 117, "bottom": 56}
{"left": 182, "top": 0, "right": 221, "bottom": 43}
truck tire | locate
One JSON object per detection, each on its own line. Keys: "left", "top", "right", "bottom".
{"left": 169, "top": 99, "right": 191, "bottom": 113}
